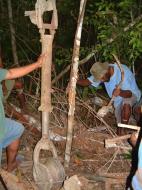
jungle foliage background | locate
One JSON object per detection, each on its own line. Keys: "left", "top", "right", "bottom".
{"left": 0, "top": 0, "right": 142, "bottom": 93}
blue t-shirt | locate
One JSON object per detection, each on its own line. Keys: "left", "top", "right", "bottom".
{"left": 88, "top": 63, "right": 141, "bottom": 107}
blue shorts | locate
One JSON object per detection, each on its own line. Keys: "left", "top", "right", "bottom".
{"left": 0, "top": 118, "right": 24, "bottom": 163}
{"left": 132, "top": 174, "right": 142, "bottom": 190}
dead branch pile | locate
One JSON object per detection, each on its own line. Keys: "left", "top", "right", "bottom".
{"left": 4, "top": 88, "right": 133, "bottom": 190}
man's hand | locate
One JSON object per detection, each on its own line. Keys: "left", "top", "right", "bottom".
{"left": 77, "top": 79, "right": 91, "bottom": 86}
{"left": 113, "top": 87, "right": 132, "bottom": 98}
{"left": 112, "top": 87, "right": 121, "bottom": 97}
{"left": 6, "top": 54, "right": 47, "bottom": 80}
{"left": 36, "top": 53, "right": 47, "bottom": 67}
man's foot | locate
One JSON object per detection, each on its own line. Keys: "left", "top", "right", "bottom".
{"left": 6, "top": 160, "right": 20, "bottom": 172}
{"left": 128, "top": 132, "right": 139, "bottom": 147}
{"left": 5, "top": 154, "right": 24, "bottom": 172}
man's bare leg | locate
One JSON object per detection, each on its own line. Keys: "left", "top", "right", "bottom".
{"left": 6, "top": 138, "right": 20, "bottom": 172}
{"left": 121, "top": 104, "right": 131, "bottom": 135}
{"left": 122, "top": 104, "right": 131, "bottom": 123}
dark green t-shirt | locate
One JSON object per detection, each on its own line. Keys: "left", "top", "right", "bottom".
{"left": 0, "top": 69, "right": 8, "bottom": 140}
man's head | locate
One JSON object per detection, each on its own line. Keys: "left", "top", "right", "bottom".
{"left": 90, "top": 62, "right": 110, "bottom": 82}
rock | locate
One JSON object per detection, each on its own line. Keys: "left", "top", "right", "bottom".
{"left": 60, "top": 175, "right": 81, "bottom": 190}
{"left": 97, "top": 106, "right": 114, "bottom": 117}
{"left": 93, "top": 96, "right": 104, "bottom": 107}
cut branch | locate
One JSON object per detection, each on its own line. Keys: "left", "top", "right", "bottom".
{"left": 107, "top": 54, "right": 124, "bottom": 107}
{"left": 51, "top": 52, "right": 94, "bottom": 85}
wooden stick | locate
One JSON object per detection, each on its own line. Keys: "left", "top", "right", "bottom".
{"left": 105, "top": 134, "right": 131, "bottom": 148}
{"left": 118, "top": 123, "right": 140, "bottom": 131}
{"left": 107, "top": 54, "right": 124, "bottom": 107}
{"left": 51, "top": 52, "right": 94, "bottom": 85}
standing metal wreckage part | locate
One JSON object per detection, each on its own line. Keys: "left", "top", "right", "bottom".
{"left": 25, "top": 0, "right": 65, "bottom": 190}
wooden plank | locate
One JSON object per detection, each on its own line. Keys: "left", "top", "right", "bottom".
{"left": 118, "top": 123, "right": 140, "bottom": 131}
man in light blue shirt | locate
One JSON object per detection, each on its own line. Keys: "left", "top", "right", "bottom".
{"left": 77, "top": 62, "right": 141, "bottom": 135}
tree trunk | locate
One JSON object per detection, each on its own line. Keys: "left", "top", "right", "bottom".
{"left": 0, "top": 0, "right": 4, "bottom": 20}
{"left": 7, "top": 0, "right": 19, "bottom": 67}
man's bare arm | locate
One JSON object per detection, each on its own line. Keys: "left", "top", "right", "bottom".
{"left": 5, "top": 55, "right": 45, "bottom": 80}
{"left": 119, "top": 89, "right": 132, "bottom": 98}
{"left": 77, "top": 79, "right": 91, "bottom": 87}
{"left": 113, "top": 88, "right": 132, "bottom": 98}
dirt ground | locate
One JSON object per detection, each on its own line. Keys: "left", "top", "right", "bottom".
{"left": 1, "top": 90, "right": 135, "bottom": 190}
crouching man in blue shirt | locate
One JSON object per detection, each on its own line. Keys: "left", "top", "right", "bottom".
{"left": 77, "top": 61, "right": 141, "bottom": 135}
